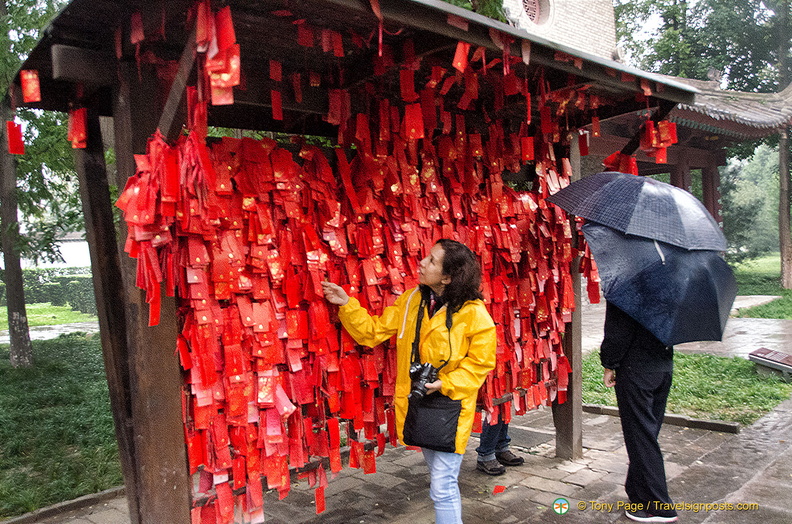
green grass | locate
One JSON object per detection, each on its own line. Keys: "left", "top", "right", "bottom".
{"left": 0, "top": 334, "right": 122, "bottom": 518}
{"left": 582, "top": 351, "right": 792, "bottom": 426}
{"left": 0, "top": 303, "right": 97, "bottom": 331}
{"left": 732, "top": 253, "right": 792, "bottom": 319}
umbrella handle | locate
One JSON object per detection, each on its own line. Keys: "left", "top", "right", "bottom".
{"left": 653, "top": 240, "right": 666, "bottom": 265}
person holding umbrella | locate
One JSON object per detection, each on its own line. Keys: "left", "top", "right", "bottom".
{"left": 548, "top": 171, "right": 739, "bottom": 523}
{"left": 601, "top": 302, "right": 678, "bottom": 523}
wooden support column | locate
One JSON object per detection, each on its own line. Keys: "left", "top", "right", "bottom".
{"left": 552, "top": 134, "right": 583, "bottom": 459}
{"left": 112, "top": 60, "right": 190, "bottom": 524}
{"left": 72, "top": 107, "right": 139, "bottom": 520}
{"left": 702, "top": 159, "right": 722, "bottom": 225}
{"left": 670, "top": 153, "right": 690, "bottom": 191}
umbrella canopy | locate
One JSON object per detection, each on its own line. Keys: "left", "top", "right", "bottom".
{"left": 547, "top": 171, "right": 727, "bottom": 251}
{"left": 582, "top": 222, "right": 737, "bottom": 346}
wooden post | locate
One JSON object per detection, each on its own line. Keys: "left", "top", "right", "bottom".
{"left": 72, "top": 107, "right": 140, "bottom": 519}
{"left": 701, "top": 159, "right": 722, "bottom": 225}
{"left": 552, "top": 134, "right": 583, "bottom": 459}
{"left": 670, "top": 153, "right": 689, "bottom": 190}
{"left": 111, "top": 60, "right": 191, "bottom": 524}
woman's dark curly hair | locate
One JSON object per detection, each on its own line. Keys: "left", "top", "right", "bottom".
{"left": 434, "top": 238, "right": 483, "bottom": 312}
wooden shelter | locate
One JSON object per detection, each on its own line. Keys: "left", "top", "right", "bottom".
{"left": 10, "top": 1, "right": 696, "bottom": 522}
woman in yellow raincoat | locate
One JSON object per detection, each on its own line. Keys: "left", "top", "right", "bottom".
{"left": 322, "top": 239, "right": 496, "bottom": 524}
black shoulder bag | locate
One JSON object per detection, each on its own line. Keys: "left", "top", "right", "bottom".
{"left": 402, "top": 293, "right": 462, "bottom": 453}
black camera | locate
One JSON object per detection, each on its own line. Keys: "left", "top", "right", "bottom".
{"left": 408, "top": 361, "right": 439, "bottom": 402}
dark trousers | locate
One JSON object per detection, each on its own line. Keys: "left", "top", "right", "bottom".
{"left": 476, "top": 416, "right": 510, "bottom": 460}
{"left": 615, "top": 370, "right": 677, "bottom": 517}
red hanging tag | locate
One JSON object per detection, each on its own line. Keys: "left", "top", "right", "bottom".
{"left": 196, "top": 0, "right": 210, "bottom": 50}
{"left": 520, "top": 136, "right": 534, "bottom": 162}
{"left": 640, "top": 120, "right": 656, "bottom": 152}
{"left": 269, "top": 60, "right": 282, "bottom": 82}
{"left": 315, "top": 486, "right": 326, "bottom": 514}
{"left": 399, "top": 69, "right": 419, "bottom": 102}
{"left": 130, "top": 12, "right": 145, "bottom": 44}
{"left": 297, "top": 22, "right": 314, "bottom": 47}
{"left": 640, "top": 78, "right": 653, "bottom": 96}
{"left": 332, "top": 30, "right": 344, "bottom": 57}
{"left": 336, "top": 148, "right": 362, "bottom": 212}
{"left": 20, "top": 70, "right": 41, "bottom": 103}
{"left": 215, "top": 6, "right": 236, "bottom": 52}
{"left": 591, "top": 115, "right": 601, "bottom": 137}
{"left": 6, "top": 121, "right": 24, "bottom": 155}
{"left": 114, "top": 26, "right": 123, "bottom": 59}
{"left": 540, "top": 106, "right": 553, "bottom": 134}
{"left": 271, "top": 90, "right": 283, "bottom": 120}
{"left": 211, "top": 85, "right": 234, "bottom": 105}
{"left": 362, "top": 449, "right": 376, "bottom": 474}
{"left": 291, "top": 73, "right": 303, "bottom": 104}
{"left": 578, "top": 130, "right": 589, "bottom": 156}
{"left": 452, "top": 41, "right": 471, "bottom": 72}
{"left": 426, "top": 66, "right": 446, "bottom": 89}
{"left": 657, "top": 120, "right": 677, "bottom": 144}
{"left": 403, "top": 103, "right": 424, "bottom": 140}
{"left": 68, "top": 107, "right": 88, "bottom": 149}
{"left": 208, "top": 44, "right": 241, "bottom": 88}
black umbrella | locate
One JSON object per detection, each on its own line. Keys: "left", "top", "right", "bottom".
{"left": 582, "top": 222, "right": 737, "bottom": 346}
{"left": 547, "top": 171, "right": 727, "bottom": 251}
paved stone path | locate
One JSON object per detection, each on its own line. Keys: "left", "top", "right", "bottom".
{"left": 5, "top": 296, "right": 792, "bottom": 523}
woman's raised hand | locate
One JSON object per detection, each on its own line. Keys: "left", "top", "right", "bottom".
{"left": 321, "top": 281, "right": 350, "bottom": 306}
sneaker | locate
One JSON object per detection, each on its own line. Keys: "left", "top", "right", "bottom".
{"left": 476, "top": 459, "right": 506, "bottom": 476}
{"left": 625, "top": 509, "right": 678, "bottom": 523}
{"left": 495, "top": 450, "right": 524, "bottom": 466}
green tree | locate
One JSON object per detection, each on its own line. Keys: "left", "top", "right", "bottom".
{"left": 615, "top": 0, "right": 792, "bottom": 287}
{"left": 721, "top": 145, "right": 780, "bottom": 263}
{"left": 615, "top": 0, "right": 778, "bottom": 89}
{"left": 2, "top": 0, "right": 76, "bottom": 367}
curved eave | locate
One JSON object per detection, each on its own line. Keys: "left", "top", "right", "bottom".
{"left": 662, "top": 75, "right": 792, "bottom": 139}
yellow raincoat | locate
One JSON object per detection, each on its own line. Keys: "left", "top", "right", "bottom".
{"left": 338, "top": 287, "right": 496, "bottom": 454}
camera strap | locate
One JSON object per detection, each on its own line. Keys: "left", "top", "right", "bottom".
{"left": 410, "top": 290, "right": 451, "bottom": 371}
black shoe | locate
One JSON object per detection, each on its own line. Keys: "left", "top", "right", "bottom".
{"left": 625, "top": 509, "right": 678, "bottom": 523}
{"left": 476, "top": 459, "right": 506, "bottom": 475}
{"left": 495, "top": 450, "right": 524, "bottom": 466}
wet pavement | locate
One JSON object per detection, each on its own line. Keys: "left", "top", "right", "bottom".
{"left": 0, "top": 322, "right": 99, "bottom": 345}
{"left": 5, "top": 296, "right": 792, "bottom": 524}
{"left": 582, "top": 295, "right": 789, "bottom": 358}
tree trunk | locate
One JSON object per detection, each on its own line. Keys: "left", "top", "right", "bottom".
{"left": 1, "top": 100, "right": 33, "bottom": 367}
{"left": 778, "top": 1, "right": 792, "bottom": 289}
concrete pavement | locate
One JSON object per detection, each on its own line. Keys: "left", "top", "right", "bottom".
{"left": 6, "top": 296, "right": 792, "bottom": 524}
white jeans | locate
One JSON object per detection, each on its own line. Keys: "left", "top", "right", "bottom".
{"left": 422, "top": 448, "right": 464, "bottom": 524}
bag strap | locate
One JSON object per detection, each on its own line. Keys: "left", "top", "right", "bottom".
{"left": 410, "top": 293, "right": 428, "bottom": 366}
